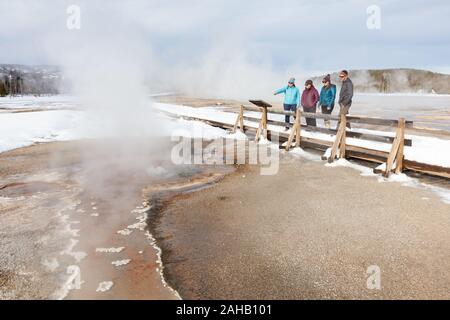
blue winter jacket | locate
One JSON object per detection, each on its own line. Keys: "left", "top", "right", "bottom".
{"left": 275, "top": 85, "right": 300, "bottom": 106}
{"left": 319, "top": 84, "right": 336, "bottom": 108}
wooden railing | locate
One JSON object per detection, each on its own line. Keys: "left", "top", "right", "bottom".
{"left": 159, "top": 99, "right": 449, "bottom": 179}
{"left": 233, "top": 100, "right": 414, "bottom": 178}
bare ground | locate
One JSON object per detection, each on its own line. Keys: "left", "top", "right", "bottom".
{"left": 151, "top": 154, "right": 450, "bottom": 300}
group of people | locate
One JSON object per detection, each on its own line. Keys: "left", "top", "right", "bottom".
{"left": 274, "top": 70, "right": 354, "bottom": 129}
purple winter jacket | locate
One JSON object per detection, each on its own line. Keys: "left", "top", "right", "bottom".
{"left": 301, "top": 87, "right": 320, "bottom": 109}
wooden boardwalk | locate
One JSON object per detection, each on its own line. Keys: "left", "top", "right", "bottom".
{"left": 162, "top": 100, "right": 450, "bottom": 180}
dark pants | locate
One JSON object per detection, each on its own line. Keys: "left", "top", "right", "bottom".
{"left": 321, "top": 104, "right": 334, "bottom": 128}
{"left": 283, "top": 104, "right": 297, "bottom": 128}
{"left": 303, "top": 105, "right": 317, "bottom": 127}
{"left": 338, "top": 103, "right": 351, "bottom": 129}
{"left": 321, "top": 104, "right": 334, "bottom": 115}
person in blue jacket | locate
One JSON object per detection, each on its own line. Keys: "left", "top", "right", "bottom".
{"left": 274, "top": 77, "right": 300, "bottom": 129}
{"left": 319, "top": 74, "right": 337, "bottom": 129}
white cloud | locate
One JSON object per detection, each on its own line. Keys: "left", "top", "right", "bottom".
{"left": 0, "top": 0, "right": 449, "bottom": 97}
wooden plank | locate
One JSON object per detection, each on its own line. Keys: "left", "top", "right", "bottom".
{"left": 346, "top": 115, "right": 414, "bottom": 128}
{"left": 345, "top": 145, "right": 389, "bottom": 159}
{"left": 301, "top": 137, "right": 333, "bottom": 151}
{"left": 404, "top": 160, "right": 450, "bottom": 179}
{"left": 249, "top": 100, "right": 272, "bottom": 109}
{"left": 347, "top": 150, "right": 387, "bottom": 164}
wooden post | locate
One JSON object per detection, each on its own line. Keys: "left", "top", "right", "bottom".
{"left": 395, "top": 118, "right": 406, "bottom": 174}
{"left": 327, "top": 113, "right": 347, "bottom": 163}
{"left": 286, "top": 109, "right": 301, "bottom": 151}
{"left": 295, "top": 109, "right": 302, "bottom": 148}
{"left": 255, "top": 121, "right": 262, "bottom": 142}
{"left": 339, "top": 114, "right": 347, "bottom": 159}
{"left": 285, "top": 122, "right": 296, "bottom": 151}
{"left": 384, "top": 138, "right": 401, "bottom": 177}
{"left": 239, "top": 105, "right": 244, "bottom": 132}
{"left": 262, "top": 106, "right": 268, "bottom": 139}
{"left": 233, "top": 105, "right": 244, "bottom": 133}
{"left": 383, "top": 118, "right": 405, "bottom": 177}
{"left": 255, "top": 106, "right": 268, "bottom": 142}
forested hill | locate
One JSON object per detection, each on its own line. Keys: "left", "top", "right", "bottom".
{"left": 311, "top": 69, "right": 450, "bottom": 94}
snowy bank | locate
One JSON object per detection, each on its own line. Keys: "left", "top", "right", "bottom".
{"left": 155, "top": 103, "right": 450, "bottom": 169}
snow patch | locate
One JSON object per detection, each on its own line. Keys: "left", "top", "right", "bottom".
{"left": 325, "top": 158, "right": 377, "bottom": 177}
{"left": 60, "top": 238, "right": 87, "bottom": 263}
{"left": 117, "top": 228, "right": 132, "bottom": 236}
{"left": 96, "top": 247, "right": 125, "bottom": 253}
{"left": 290, "top": 147, "right": 321, "bottom": 161}
{"left": 111, "top": 259, "right": 131, "bottom": 267}
{"left": 226, "top": 130, "right": 248, "bottom": 140}
{"left": 96, "top": 281, "right": 114, "bottom": 292}
{"left": 41, "top": 258, "right": 60, "bottom": 272}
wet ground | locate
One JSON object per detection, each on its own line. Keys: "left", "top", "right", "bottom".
{"left": 151, "top": 154, "right": 450, "bottom": 300}
{"left": 0, "top": 139, "right": 232, "bottom": 299}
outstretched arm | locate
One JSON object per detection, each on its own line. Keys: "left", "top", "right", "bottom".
{"left": 274, "top": 86, "right": 287, "bottom": 95}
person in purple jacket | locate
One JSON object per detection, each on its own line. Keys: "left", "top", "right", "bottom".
{"left": 301, "top": 80, "right": 320, "bottom": 126}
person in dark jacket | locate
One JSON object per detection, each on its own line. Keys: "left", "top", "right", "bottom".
{"left": 319, "top": 74, "right": 336, "bottom": 129}
{"left": 301, "top": 79, "right": 319, "bottom": 126}
{"left": 338, "top": 70, "right": 353, "bottom": 129}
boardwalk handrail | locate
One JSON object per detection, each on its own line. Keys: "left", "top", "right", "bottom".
{"left": 232, "top": 100, "right": 415, "bottom": 177}
{"left": 241, "top": 105, "right": 413, "bottom": 128}
{"left": 157, "top": 103, "right": 450, "bottom": 180}
{"left": 240, "top": 113, "right": 413, "bottom": 147}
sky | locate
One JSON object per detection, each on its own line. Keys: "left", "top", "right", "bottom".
{"left": 0, "top": 0, "right": 449, "bottom": 97}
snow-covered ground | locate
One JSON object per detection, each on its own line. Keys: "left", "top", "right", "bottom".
{"left": 0, "top": 110, "right": 83, "bottom": 153}
{"left": 0, "top": 96, "right": 229, "bottom": 154}
{"left": 1, "top": 95, "right": 450, "bottom": 169}
{"left": 0, "top": 95, "right": 78, "bottom": 110}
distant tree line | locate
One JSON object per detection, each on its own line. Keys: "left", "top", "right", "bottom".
{"left": 0, "top": 65, "right": 62, "bottom": 96}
